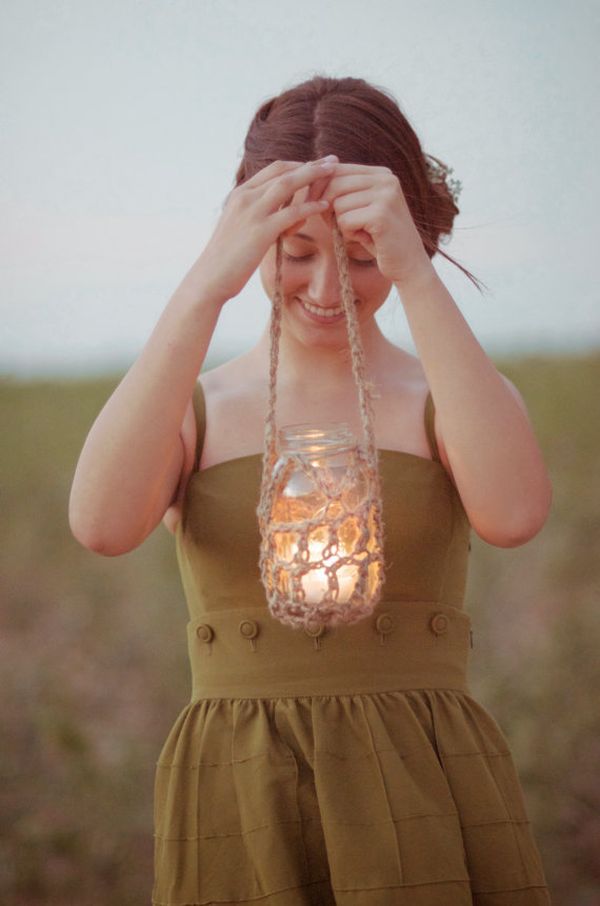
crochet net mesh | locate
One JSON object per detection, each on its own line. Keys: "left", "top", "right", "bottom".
{"left": 256, "top": 214, "right": 385, "bottom": 630}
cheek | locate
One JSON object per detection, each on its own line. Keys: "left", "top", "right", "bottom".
{"left": 259, "top": 255, "right": 300, "bottom": 297}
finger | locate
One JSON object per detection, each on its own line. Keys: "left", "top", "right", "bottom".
{"left": 332, "top": 204, "right": 376, "bottom": 238}
{"left": 273, "top": 197, "right": 330, "bottom": 236}
{"left": 281, "top": 219, "right": 306, "bottom": 238}
{"left": 244, "top": 156, "right": 338, "bottom": 192}
{"left": 305, "top": 172, "right": 332, "bottom": 204}
{"left": 319, "top": 174, "right": 373, "bottom": 203}
{"left": 327, "top": 188, "right": 373, "bottom": 215}
{"left": 260, "top": 160, "right": 340, "bottom": 209}
{"left": 243, "top": 159, "right": 304, "bottom": 190}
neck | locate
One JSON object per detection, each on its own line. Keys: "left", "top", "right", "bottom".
{"left": 252, "top": 311, "right": 394, "bottom": 392}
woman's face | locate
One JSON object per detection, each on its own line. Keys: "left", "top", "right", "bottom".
{"left": 259, "top": 184, "right": 393, "bottom": 348}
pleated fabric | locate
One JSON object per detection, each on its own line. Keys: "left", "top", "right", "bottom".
{"left": 153, "top": 602, "right": 550, "bottom": 905}
{"left": 152, "top": 381, "right": 552, "bottom": 905}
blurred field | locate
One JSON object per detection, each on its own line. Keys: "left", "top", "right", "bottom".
{"left": 1, "top": 352, "right": 599, "bottom": 905}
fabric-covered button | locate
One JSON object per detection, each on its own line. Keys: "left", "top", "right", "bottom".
{"left": 196, "top": 623, "right": 214, "bottom": 643}
{"left": 304, "top": 621, "right": 326, "bottom": 638}
{"left": 304, "top": 619, "right": 326, "bottom": 650}
{"left": 429, "top": 613, "right": 449, "bottom": 636}
{"left": 375, "top": 612, "right": 394, "bottom": 634}
{"left": 239, "top": 619, "right": 259, "bottom": 640}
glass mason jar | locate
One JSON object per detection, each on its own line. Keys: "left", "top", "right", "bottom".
{"left": 263, "top": 421, "right": 382, "bottom": 628}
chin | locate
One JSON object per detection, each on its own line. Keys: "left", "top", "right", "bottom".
{"left": 285, "top": 308, "right": 363, "bottom": 354}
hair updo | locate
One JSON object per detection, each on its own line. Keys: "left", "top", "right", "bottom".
{"left": 234, "top": 73, "right": 484, "bottom": 292}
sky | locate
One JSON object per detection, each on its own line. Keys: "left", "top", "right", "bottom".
{"left": 1, "top": 0, "right": 599, "bottom": 377}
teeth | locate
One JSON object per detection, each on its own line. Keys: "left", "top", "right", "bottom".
{"left": 301, "top": 300, "right": 344, "bottom": 318}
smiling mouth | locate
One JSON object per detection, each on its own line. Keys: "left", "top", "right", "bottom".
{"left": 295, "top": 297, "right": 359, "bottom": 323}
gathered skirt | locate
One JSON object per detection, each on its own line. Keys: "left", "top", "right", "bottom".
{"left": 152, "top": 600, "right": 551, "bottom": 905}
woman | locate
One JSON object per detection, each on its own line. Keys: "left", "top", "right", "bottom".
{"left": 69, "top": 75, "right": 553, "bottom": 904}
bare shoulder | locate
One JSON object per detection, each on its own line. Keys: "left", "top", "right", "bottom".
{"left": 198, "top": 354, "right": 270, "bottom": 465}
{"left": 404, "top": 360, "right": 529, "bottom": 485}
{"left": 393, "top": 353, "right": 455, "bottom": 480}
{"left": 161, "top": 356, "right": 260, "bottom": 536}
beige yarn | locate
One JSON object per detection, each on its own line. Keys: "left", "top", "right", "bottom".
{"left": 256, "top": 214, "right": 386, "bottom": 630}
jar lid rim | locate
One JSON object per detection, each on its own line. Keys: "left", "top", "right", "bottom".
{"left": 278, "top": 422, "right": 357, "bottom": 454}
{"left": 279, "top": 421, "right": 354, "bottom": 436}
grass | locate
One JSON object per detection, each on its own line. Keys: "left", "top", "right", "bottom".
{"left": 1, "top": 350, "right": 598, "bottom": 904}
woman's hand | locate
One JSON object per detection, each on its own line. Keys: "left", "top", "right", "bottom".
{"left": 197, "top": 158, "right": 335, "bottom": 303}
{"left": 318, "top": 162, "right": 435, "bottom": 287}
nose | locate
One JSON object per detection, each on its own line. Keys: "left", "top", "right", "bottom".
{"left": 306, "top": 253, "right": 343, "bottom": 307}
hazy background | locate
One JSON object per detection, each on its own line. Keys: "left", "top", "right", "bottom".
{"left": 2, "top": 2, "right": 599, "bottom": 904}
{"left": 2, "top": 0, "right": 599, "bottom": 378}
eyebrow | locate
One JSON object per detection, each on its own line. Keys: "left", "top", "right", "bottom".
{"left": 293, "top": 232, "right": 363, "bottom": 246}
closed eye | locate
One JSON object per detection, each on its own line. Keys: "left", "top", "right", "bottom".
{"left": 282, "top": 252, "right": 376, "bottom": 267}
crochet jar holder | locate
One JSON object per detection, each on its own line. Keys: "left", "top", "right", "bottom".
{"left": 256, "top": 214, "right": 385, "bottom": 631}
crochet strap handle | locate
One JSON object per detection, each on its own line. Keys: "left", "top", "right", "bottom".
{"left": 260, "top": 215, "right": 380, "bottom": 498}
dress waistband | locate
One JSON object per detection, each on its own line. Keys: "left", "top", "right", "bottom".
{"left": 186, "top": 599, "right": 473, "bottom": 700}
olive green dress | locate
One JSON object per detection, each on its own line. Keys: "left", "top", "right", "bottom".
{"left": 152, "top": 381, "right": 551, "bottom": 906}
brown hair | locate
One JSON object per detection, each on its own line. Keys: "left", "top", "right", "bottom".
{"left": 234, "top": 73, "right": 485, "bottom": 292}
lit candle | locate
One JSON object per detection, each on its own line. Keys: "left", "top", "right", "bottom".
{"left": 296, "top": 537, "right": 358, "bottom": 605}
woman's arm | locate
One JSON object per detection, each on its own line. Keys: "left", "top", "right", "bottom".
{"left": 69, "top": 160, "right": 339, "bottom": 556}
{"left": 395, "top": 266, "right": 553, "bottom": 548}
{"left": 68, "top": 255, "right": 227, "bottom": 556}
